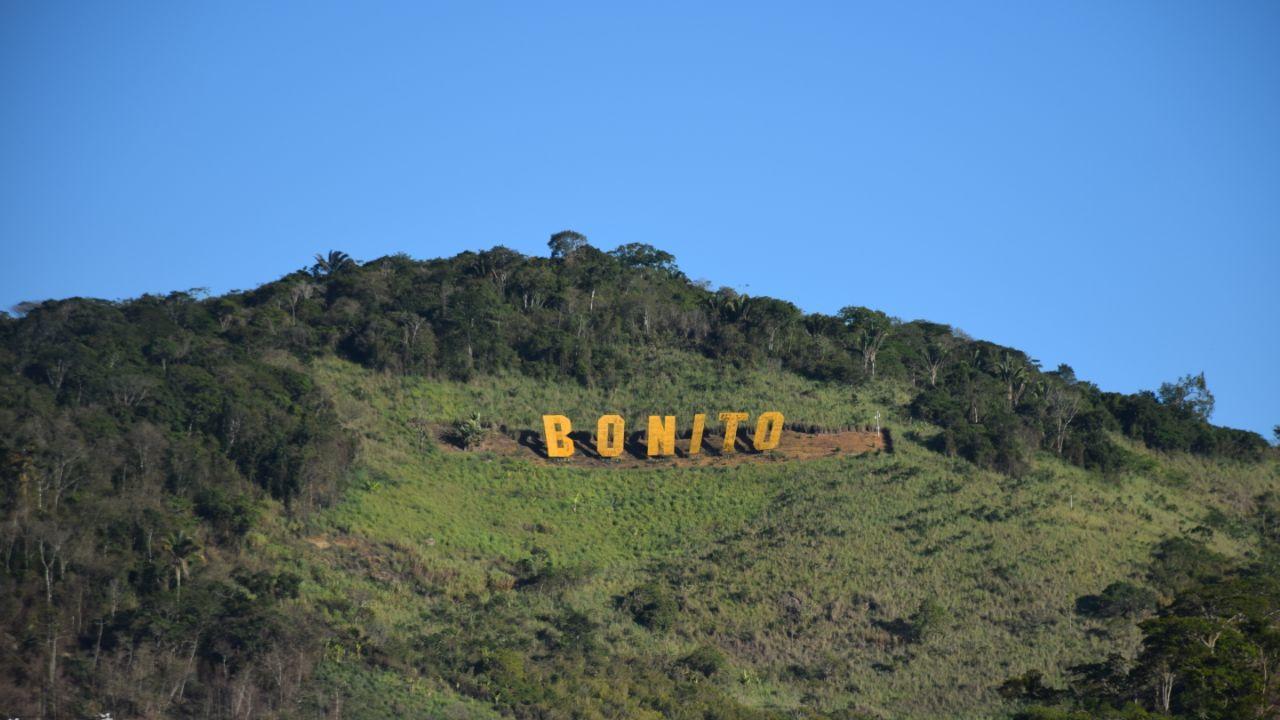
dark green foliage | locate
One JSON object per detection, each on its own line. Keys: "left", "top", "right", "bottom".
{"left": 609, "top": 242, "right": 679, "bottom": 274}
{"left": 513, "top": 552, "right": 592, "bottom": 592}
{"left": 1010, "top": 532, "right": 1280, "bottom": 720}
{"left": 1256, "top": 492, "right": 1280, "bottom": 545}
{"left": 619, "top": 581, "right": 678, "bottom": 631}
{"left": 0, "top": 289, "right": 351, "bottom": 716}
{"left": 999, "top": 670, "right": 1062, "bottom": 702}
{"left": 1106, "top": 390, "right": 1267, "bottom": 461}
{"left": 1157, "top": 372, "right": 1215, "bottom": 422}
{"left": 311, "top": 249, "right": 358, "bottom": 276}
{"left": 911, "top": 382, "right": 1031, "bottom": 476}
{"left": 908, "top": 597, "right": 948, "bottom": 642}
{"left": 547, "top": 229, "right": 589, "bottom": 259}
{"left": 1147, "top": 536, "right": 1228, "bottom": 596}
{"left": 1075, "top": 582, "right": 1158, "bottom": 620}
{"left": 678, "top": 645, "right": 727, "bottom": 677}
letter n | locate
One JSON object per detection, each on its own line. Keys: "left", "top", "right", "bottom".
{"left": 647, "top": 415, "right": 677, "bottom": 457}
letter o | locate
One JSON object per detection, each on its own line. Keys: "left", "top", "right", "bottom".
{"left": 597, "top": 414, "right": 625, "bottom": 458}
{"left": 753, "top": 411, "right": 784, "bottom": 451}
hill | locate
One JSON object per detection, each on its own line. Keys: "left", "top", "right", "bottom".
{"left": 1, "top": 238, "right": 1275, "bottom": 719}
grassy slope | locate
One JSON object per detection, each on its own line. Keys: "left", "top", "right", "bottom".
{"left": 284, "top": 352, "right": 1276, "bottom": 719}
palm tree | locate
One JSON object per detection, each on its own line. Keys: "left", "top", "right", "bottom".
{"left": 993, "top": 352, "right": 1030, "bottom": 409}
{"left": 311, "top": 250, "right": 356, "bottom": 277}
{"left": 158, "top": 530, "right": 205, "bottom": 598}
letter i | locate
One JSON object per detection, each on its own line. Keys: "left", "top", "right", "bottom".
{"left": 688, "top": 413, "right": 706, "bottom": 455}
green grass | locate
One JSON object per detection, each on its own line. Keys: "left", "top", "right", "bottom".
{"left": 310, "top": 660, "right": 505, "bottom": 720}
{"left": 312, "top": 348, "right": 904, "bottom": 435}
{"left": 287, "top": 352, "right": 1277, "bottom": 719}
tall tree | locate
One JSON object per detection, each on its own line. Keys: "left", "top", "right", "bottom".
{"left": 158, "top": 530, "right": 205, "bottom": 599}
{"left": 838, "top": 306, "right": 893, "bottom": 381}
{"left": 921, "top": 337, "right": 952, "bottom": 387}
{"left": 311, "top": 250, "right": 357, "bottom": 277}
{"left": 609, "top": 243, "right": 677, "bottom": 274}
{"left": 548, "top": 230, "right": 588, "bottom": 260}
{"left": 1044, "top": 381, "right": 1082, "bottom": 455}
{"left": 1158, "top": 372, "right": 1216, "bottom": 421}
{"left": 993, "top": 352, "right": 1031, "bottom": 410}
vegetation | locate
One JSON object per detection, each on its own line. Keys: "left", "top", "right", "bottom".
{"left": 449, "top": 413, "right": 489, "bottom": 449}
{"left": 1002, "top": 531, "right": 1280, "bottom": 719}
{"left": 0, "top": 234, "right": 1274, "bottom": 719}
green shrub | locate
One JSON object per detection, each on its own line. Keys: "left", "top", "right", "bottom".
{"left": 678, "top": 645, "right": 726, "bottom": 677}
{"left": 908, "top": 598, "right": 948, "bottom": 642}
{"left": 451, "top": 412, "right": 488, "bottom": 449}
{"left": 1075, "top": 581, "right": 1158, "bottom": 619}
{"left": 618, "top": 581, "right": 678, "bottom": 631}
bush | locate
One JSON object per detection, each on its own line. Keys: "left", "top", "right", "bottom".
{"left": 678, "top": 645, "right": 726, "bottom": 677}
{"left": 1075, "top": 581, "right": 1158, "bottom": 619}
{"left": 908, "top": 598, "right": 948, "bottom": 642}
{"left": 618, "top": 581, "right": 678, "bottom": 631}
{"left": 451, "top": 413, "right": 488, "bottom": 449}
{"left": 1147, "top": 536, "right": 1226, "bottom": 595}
{"left": 998, "top": 670, "right": 1061, "bottom": 701}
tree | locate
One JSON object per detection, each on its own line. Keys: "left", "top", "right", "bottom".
{"left": 1075, "top": 581, "right": 1158, "bottom": 619}
{"left": 548, "top": 230, "right": 588, "bottom": 259}
{"left": 838, "top": 306, "right": 893, "bottom": 381}
{"left": 451, "top": 413, "right": 487, "bottom": 449}
{"left": 1045, "top": 381, "right": 1082, "bottom": 455}
{"left": 993, "top": 352, "right": 1031, "bottom": 410}
{"left": 749, "top": 297, "right": 802, "bottom": 354}
{"left": 908, "top": 598, "right": 948, "bottom": 642}
{"left": 472, "top": 246, "right": 523, "bottom": 296}
{"left": 393, "top": 311, "right": 434, "bottom": 375}
{"left": 609, "top": 243, "right": 677, "bottom": 274}
{"left": 1158, "top": 372, "right": 1215, "bottom": 421}
{"left": 286, "top": 280, "right": 317, "bottom": 322}
{"left": 158, "top": 530, "right": 205, "bottom": 599}
{"left": 921, "top": 338, "right": 952, "bottom": 387}
{"left": 311, "top": 250, "right": 357, "bottom": 277}
{"left": 567, "top": 246, "right": 618, "bottom": 315}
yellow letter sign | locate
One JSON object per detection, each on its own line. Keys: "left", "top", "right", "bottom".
{"left": 597, "top": 414, "right": 625, "bottom": 458}
{"left": 647, "top": 415, "right": 677, "bottom": 456}
{"left": 688, "top": 413, "right": 707, "bottom": 455}
{"left": 753, "top": 411, "right": 784, "bottom": 451}
{"left": 718, "top": 412, "right": 749, "bottom": 453}
{"left": 543, "top": 414, "right": 574, "bottom": 458}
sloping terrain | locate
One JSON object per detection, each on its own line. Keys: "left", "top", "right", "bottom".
{"left": 287, "top": 353, "right": 1275, "bottom": 719}
{"left": 1, "top": 244, "right": 1274, "bottom": 720}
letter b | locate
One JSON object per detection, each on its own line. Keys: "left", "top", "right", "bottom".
{"left": 543, "top": 414, "right": 574, "bottom": 458}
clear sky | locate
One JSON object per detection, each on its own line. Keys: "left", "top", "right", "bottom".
{"left": 2, "top": 2, "right": 1277, "bottom": 437}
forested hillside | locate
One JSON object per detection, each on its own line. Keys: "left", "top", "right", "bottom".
{"left": 1, "top": 235, "right": 1275, "bottom": 719}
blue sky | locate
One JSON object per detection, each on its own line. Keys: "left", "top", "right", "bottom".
{"left": 2, "top": 1, "right": 1277, "bottom": 437}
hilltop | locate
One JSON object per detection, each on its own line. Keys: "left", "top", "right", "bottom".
{"left": 1, "top": 237, "right": 1275, "bottom": 719}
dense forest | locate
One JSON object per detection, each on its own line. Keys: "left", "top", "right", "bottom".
{"left": 0, "top": 234, "right": 1274, "bottom": 719}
